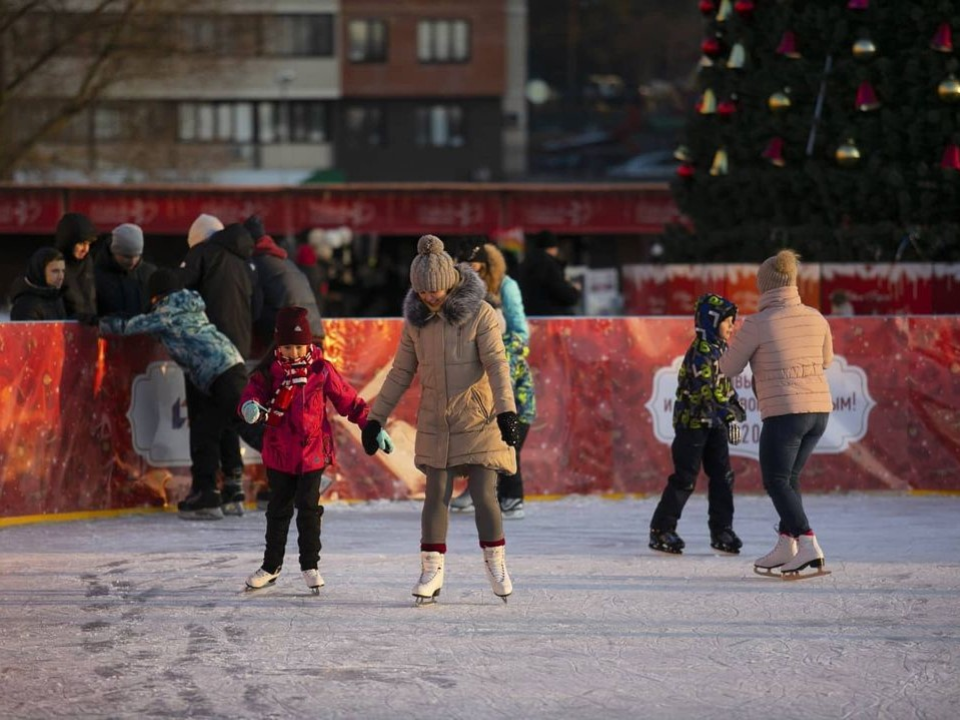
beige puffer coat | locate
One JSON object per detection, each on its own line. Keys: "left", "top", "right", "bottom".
{"left": 370, "top": 267, "right": 517, "bottom": 474}
{"left": 719, "top": 285, "right": 834, "bottom": 420}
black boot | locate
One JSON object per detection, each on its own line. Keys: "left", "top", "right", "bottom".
{"left": 649, "top": 528, "right": 685, "bottom": 554}
{"left": 178, "top": 490, "right": 224, "bottom": 521}
{"left": 710, "top": 527, "right": 743, "bottom": 554}
{"left": 221, "top": 471, "right": 246, "bottom": 517}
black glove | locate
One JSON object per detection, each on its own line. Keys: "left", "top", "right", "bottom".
{"left": 361, "top": 420, "right": 382, "bottom": 456}
{"left": 497, "top": 411, "right": 520, "bottom": 447}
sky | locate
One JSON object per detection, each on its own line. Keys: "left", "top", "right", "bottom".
{"left": 1, "top": 493, "right": 958, "bottom": 719}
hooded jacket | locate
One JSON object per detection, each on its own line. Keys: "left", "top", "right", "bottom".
{"left": 240, "top": 350, "right": 369, "bottom": 474}
{"left": 99, "top": 289, "right": 243, "bottom": 394}
{"left": 369, "top": 267, "right": 517, "bottom": 474}
{"left": 94, "top": 245, "right": 157, "bottom": 319}
{"left": 53, "top": 213, "right": 98, "bottom": 321}
{"left": 179, "top": 223, "right": 259, "bottom": 358}
{"left": 250, "top": 234, "right": 325, "bottom": 347}
{"left": 673, "top": 294, "right": 744, "bottom": 430}
{"left": 719, "top": 285, "right": 834, "bottom": 420}
{"left": 9, "top": 248, "right": 67, "bottom": 321}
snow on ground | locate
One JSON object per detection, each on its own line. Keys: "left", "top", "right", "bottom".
{"left": 1, "top": 493, "right": 958, "bottom": 720}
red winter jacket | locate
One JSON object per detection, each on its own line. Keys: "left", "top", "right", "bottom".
{"left": 240, "top": 355, "right": 369, "bottom": 474}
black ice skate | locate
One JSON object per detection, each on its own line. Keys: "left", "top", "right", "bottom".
{"left": 710, "top": 527, "right": 743, "bottom": 555}
{"left": 221, "top": 483, "right": 245, "bottom": 517}
{"left": 649, "top": 529, "right": 685, "bottom": 554}
{"left": 178, "top": 490, "right": 224, "bottom": 520}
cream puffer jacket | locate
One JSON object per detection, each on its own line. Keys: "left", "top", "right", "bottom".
{"left": 719, "top": 285, "right": 834, "bottom": 420}
{"left": 370, "top": 267, "right": 517, "bottom": 474}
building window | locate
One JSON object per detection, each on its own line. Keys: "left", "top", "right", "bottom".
{"left": 266, "top": 14, "right": 334, "bottom": 57}
{"left": 345, "top": 106, "right": 385, "bottom": 147}
{"left": 417, "top": 19, "right": 470, "bottom": 63}
{"left": 259, "top": 101, "right": 328, "bottom": 143}
{"left": 348, "top": 19, "right": 387, "bottom": 62}
{"left": 178, "top": 102, "right": 255, "bottom": 143}
{"left": 415, "top": 105, "right": 464, "bottom": 148}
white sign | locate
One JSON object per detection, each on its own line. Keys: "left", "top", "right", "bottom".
{"left": 126, "top": 361, "right": 261, "bottom": 467}
{"left": 645, "top": 355, "right": 876, "bottom": 460}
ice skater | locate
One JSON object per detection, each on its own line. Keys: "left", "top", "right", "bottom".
{"left": 719, "top": 250, "right": 834, "bottom": 580}
{"left": 361, "top": 235, "right": 519, "bottom": 604}
{"left": 240, "top": 306, "right": 393, "bottom": 594}
{"left": 649, "top": 293, "right": 746, "bottom": 555}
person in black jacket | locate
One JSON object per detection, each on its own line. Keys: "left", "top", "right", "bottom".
{"left": 95, "top": 223, "right": 157, "bottom": 319}
{"left": 179, "top": 221, "right": 261, "bottom": 516}
{"left": 53, "top": 212, "right": 99, "bottom": 323}
{"left": 517, "top": 231, "right": 581, "bottom": 316}
{"left": 9, "top": 247, "right": 67, "bottom": 321}
{"left": 244, "top": 215, "right": 325, "bottom": 356}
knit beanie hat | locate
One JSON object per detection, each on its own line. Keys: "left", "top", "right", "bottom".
{"left": 187, "top": 214, "right": 224, "bottom": 248}
{"left": 275, "top": 306, "right": 312, "bottom": 345}
{"left": 243, "top": 214, "right": 265, "bottom": 241}
{"left": 111, "top": 223, "right": 144, "bottom": 256}
{"left": 410, "top": 235, "right": 458, "bottom": 293}
{"left": 147, "top": 268, "right": 183, "bottom": 300}
{"left": 757, "top": 249, "right": 800, "bottom": 293}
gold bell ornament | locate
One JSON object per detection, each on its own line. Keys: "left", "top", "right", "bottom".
{"left": 673, "top": 145, "right": 692, "bottom": 163}
{"left": 716, "top": 0, "right": 733, "bottom": 22}
{"left": 768, "top": 89, "right": 792, "bottom": 112}
{"left": 852, "top": 37, "right": 877, "bottom": 60}
{"left": 697, "top": 88, "right": 718, "bottom": 115}
{"left": 709, "top": 147, "right": 729, "bottom": 176}
{"left": 726, "top": 43, "right": 747, "bottom": 70}
{"left": 836, "top": 138, "right": 861, "bottom": 168}
{"left": 938, "top": 74, "right": 960, "bottom": 103}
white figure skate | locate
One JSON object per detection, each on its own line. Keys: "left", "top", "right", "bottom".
{"left": 302, "top": 568, "right": 325, "bottom": 595}
{"left": 780, "top": 534, "right": 831, "bottom": 581}
{"left": 753, "top": 533, "right": 798, "bottom": 577}
{"left": 413, "top": 551, "right": 444, "bottom": 605}
{"left": 245, "top": 566, "right": 281, "bottom": 591}
{"left": 483, "top": 545, "right": 513, "bottom": 602}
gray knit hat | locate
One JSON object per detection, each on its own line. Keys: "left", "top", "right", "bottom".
{"left": 410, "top": 234, "right": 458, "bottom": 293}
{"left": 757, "top": 249, "right": 800, "bottom": 293}
{"left": 111, "top": 223, "right": 144, "bottom": 256}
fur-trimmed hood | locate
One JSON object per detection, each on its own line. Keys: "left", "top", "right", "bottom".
{"left": 402, "top": 264, "right": 486, "bottom": 328}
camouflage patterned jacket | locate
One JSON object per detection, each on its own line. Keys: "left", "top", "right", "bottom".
{"left": 673, "top": 294, "right": 745, "bottom": 430}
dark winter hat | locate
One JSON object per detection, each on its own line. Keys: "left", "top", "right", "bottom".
{"left": 410, "top": 235, "right": 458, "bottom": 293}
{"left": 455, "top": 238, "right": 489, "bottom": 266}
{"left": 532, "top": 230, "right": 559, "bottom": 250}
{"left": 243, "top": 214, "right": 265, "bottom": 241}
{"left": 111, "top": 223, "right": 144, "bottom": 256}
{"left": 147, "top": 268, "right": 183, "bottom": 301}
{"left": 757, "top": 249, "right": 800, "bottom": 293}
{"left": 26, "top": 247, "right": 65, "bottom": 287}
{"left": 275, "top": 306, "right": 312, "bottom": 345}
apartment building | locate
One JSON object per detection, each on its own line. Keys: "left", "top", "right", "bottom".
{"left": 5, "top": 0, "right": 527, "bottom": 184}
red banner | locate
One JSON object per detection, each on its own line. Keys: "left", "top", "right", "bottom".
{"left": 1, "top": 317, "right": 957, "bottom": 519}
{"left": 501, "top": 190, "right": 684, "bottom": 234}
{"left": 0, "top": 189, "right": 64, "bottom": 234}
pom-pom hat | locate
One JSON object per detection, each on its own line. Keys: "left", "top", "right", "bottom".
{"left": 410, "top": 235, "right": 458, "bottom": 293}
{"left": 757, "top": 249, "right": 800, "bottom": 293}
{"left": 275, "top": 306, "right": 312, "bottom": 345}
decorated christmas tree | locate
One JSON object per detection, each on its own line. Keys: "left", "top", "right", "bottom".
{"left": 671, "top": 0, "right": 960, "bottom": 262}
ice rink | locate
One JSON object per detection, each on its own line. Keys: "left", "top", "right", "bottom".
{"left": 1, "top": 493, "right": 958, "bottom": 720}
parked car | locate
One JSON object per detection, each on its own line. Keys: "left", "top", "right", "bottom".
{"left": 605, "top": 150, "right": 677, "bottom": 180}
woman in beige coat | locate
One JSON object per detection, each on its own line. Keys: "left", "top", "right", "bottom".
{"left": 719, "top": 250, "right": 833, "bottom": 579}
{"left": 361, "top": 235, "right": 519, "bottom": 604}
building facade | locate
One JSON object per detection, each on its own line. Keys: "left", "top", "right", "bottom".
{"left": 4, "top": 0, "right": 527, "bottom": 184}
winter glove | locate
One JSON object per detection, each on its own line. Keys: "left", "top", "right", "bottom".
{"left": 726, "top": 422, "right": 743, "bottom": 446}
{"left": 362, "top": 420, "right": 383, "bottom": 456}
{"left": 497, "top": 411, "right": 521, "bottom": 447}
{"left": 730, "top": 398, "right": 747, "bottom": 423}
{"left": 376, "top": 428, "right": 395, "bottom": 454}
{"left": 241, "top": 400, "right": 267, "bottom": 424}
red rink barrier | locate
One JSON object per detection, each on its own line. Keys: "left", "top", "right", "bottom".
{"left": 1, "top": 317, "right": 958, "bottom": 519}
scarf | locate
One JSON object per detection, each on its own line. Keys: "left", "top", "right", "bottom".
{"left": 265, "top": 347, "right": 314, "bottom": 426}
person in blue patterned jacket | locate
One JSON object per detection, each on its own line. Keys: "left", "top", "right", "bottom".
{"left": 649, "top": 293, "right": 746, "bottom": 555}
{"left": 99, "top": 269, "right": 263, "bottom": 520}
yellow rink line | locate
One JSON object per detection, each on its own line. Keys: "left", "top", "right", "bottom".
{"left": 1, "top": 489, "right": 958, "bottom": 528}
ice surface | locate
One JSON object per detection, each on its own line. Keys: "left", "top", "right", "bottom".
{"left": 1, "top": 494, "right": 958, "bottom": 719}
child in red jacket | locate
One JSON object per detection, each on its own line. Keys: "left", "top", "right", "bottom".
{"left": 239, "top": 306, "right": 394, "bottom": 593}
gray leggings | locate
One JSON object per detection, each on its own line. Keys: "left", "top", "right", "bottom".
{"left": 422, "top": 465, "right": 503, "bottom": 545}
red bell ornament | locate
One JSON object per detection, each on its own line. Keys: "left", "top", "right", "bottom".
{"left": 717, "top": 98, "right": 738, "bottom": 117}
{"left": 847, "top": 0, "right": 869, "bottom": 9}
{"left": 855, "top": 81, "right": 881, "bottom": 111}
{"left": 941, "top": 143, "right": 960, "bottom": 171}
{"left": 702, "top": 36, "right": 723, "bottom": 58}
{"left": 734, "top": 0, "right": 755, "bottom": 20}
{"left": 776, "top": 31, "right": 801, "bottom": 59}
{"left": 762, "top": 137, "right": 786, "bottom": 167}
{"left": 931, "top": 23, "right": 953, "bottom": 53}
{"left": 677, "top": 162, "right": 696, "bottom": 179}
{"left": 699, "top": 0, "right": 716, "bottom": 16}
